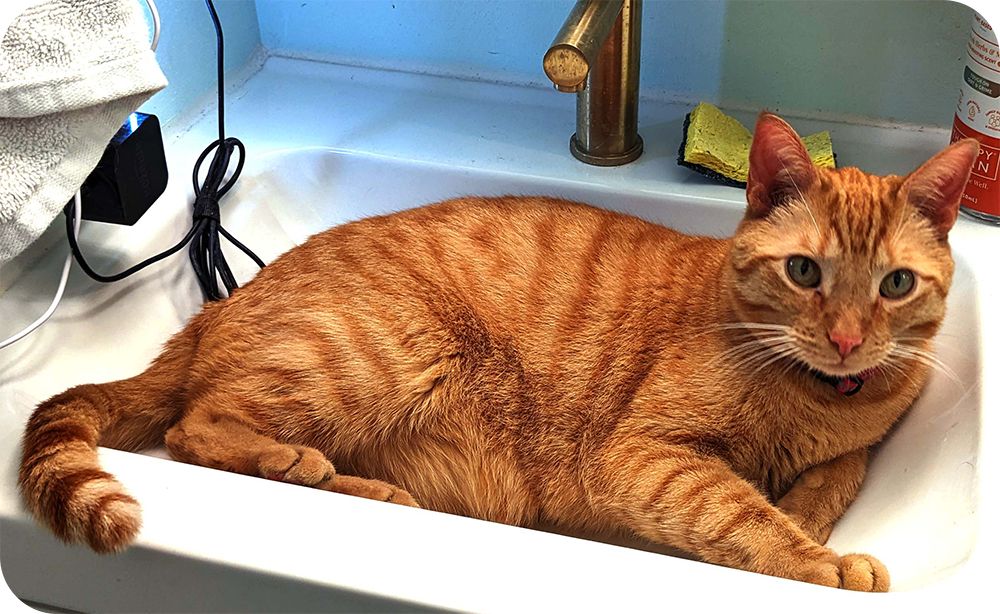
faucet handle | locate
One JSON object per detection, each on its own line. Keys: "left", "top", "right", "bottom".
{"left": 543, "top": 0, "right": 625, "bottom": 92}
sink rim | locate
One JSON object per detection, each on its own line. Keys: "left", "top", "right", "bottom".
{"left": 2, "top": 147, "right": 995, "bottom": 610}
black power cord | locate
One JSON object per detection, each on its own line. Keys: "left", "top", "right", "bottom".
{"left": 65, "top": 0, "right": 264, "bottom": 302}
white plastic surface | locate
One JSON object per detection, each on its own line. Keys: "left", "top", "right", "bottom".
{"left": 1, "top": 57, "right": 996, "bottom": 612}
{"left": 152, "top": 147, "right": 990, "bottom": 590}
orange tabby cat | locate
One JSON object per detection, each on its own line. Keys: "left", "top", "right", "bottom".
{"left": 19, "top": 113, "right": 977, "bottom": 592}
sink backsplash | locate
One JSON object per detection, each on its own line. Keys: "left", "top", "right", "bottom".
{"left": 136, "top": 0, "right": 262, "bottom": 125}
{"left": 254, "top": 0, "right": 972, "bottom": 127}
{"left": 140, "top": 1, "right": 975, "bottom": 131}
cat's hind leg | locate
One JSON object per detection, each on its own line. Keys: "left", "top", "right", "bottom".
{"left": 164, "top": 404, "right": 418, "bottom": 507}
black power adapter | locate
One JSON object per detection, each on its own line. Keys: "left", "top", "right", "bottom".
{"left": 76, "top": 112, "right": 168, "bottom": 225}
{"left": 66, "top": 0, "right": 263, "bottom": 301}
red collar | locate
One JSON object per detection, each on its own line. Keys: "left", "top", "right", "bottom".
{"left": 814, "top": 366, "right": 878, "bottom": 396}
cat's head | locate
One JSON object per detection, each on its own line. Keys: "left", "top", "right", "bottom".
{"left": 727, "top": 112, "right": 978, "bottom": 378}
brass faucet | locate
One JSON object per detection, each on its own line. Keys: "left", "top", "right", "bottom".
{"left": 543, "top": 0, "right": 642, "bottom": 166}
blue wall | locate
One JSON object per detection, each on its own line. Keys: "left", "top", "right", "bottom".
{"left": 139, "top": 0, "right": 262, "bottom": 125}
{"left": 143, "top": 0, "right": 981, "bottom": 128}
{"left": 254, "top": 0, "right": 976, "bottom": 127}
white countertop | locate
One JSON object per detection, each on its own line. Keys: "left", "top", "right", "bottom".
{"left": 1, "top": 56, "right": 997, "bottom": 612}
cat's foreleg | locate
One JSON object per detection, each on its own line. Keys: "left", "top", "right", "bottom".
{"left": 583, "top": 437, "right": 888, "bottom": 591}
{"left": 775, "top": 448, "right": 869, "bottom": 545}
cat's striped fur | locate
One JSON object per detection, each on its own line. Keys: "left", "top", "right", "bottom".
{"left": 19, "top": 113, "right": 978, "bottom": 591}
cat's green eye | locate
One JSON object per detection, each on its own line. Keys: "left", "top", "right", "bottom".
{"left": 786, "top": 256, "right": 821, "bottom": 288}
{"left": 880, "top": 269, "right": 915, "bottom": 299}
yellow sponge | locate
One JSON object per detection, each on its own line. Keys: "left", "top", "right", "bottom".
{"left": 678, "top": 102, "right": 835, "bottom": 187}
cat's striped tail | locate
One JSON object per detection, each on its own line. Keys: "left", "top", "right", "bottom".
{"left": 18, "top": 323, "right": 201, "bottom": 553}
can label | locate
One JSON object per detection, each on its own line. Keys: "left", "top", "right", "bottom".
{"left": 951, "top": 12, "right": 1000, "bottom": 217}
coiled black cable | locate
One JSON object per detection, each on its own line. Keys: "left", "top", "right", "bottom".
{"left": 65, "top": 0, "right": 264, "bottom": 302}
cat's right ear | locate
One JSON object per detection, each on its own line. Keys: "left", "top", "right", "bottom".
{"left": 746, "top": 112, "right": 819, "bottom": 219}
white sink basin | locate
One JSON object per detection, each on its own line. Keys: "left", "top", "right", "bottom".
{"left": 168, "top": 148, "right": 990, "bottom": 590}
{"left": 1, "top": 58, "right": 997, "bottom": 612}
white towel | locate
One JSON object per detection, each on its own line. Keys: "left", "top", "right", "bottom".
{"left": 0, "top": 0, "right": 167, "bottom": 265}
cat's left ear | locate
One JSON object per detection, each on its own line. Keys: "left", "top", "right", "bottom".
{"left": 746, "top": 112, "right": 819, "bottom": 219}
{"left": 900, "top": 138, "right": 979, "bottom": 238}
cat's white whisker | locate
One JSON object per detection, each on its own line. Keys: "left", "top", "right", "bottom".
{"left": 713, "top": 323, "right": 792, "bottom": 331}
{"left": 747, "top": 343, "right": 801, "bottom": 378}
{"left": 731, "top": 340, "right": 797, "bottom": 374}
{"left": 892, "top": 345, "right": 958, "bottom": 377}
{"left": 711, "top": 334, "right": 789, "bottom": 365}
{"left": 693, "top": 322, "right": 791, "bottom": 341}
{"left": 880, "top": 367, "right": 891, "bottom": 394}
{"left": 889, "top": 344, "right": 963, "bottom": 389}
{"left": 726, "top": 346, "right": 772, "bottom": 373}
{"left": 880, "top": 357, "right": 914, "bottom": 386}
{"left": 896, "top": 336, "right": 959, "bottom": 352}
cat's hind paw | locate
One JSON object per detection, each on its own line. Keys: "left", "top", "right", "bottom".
{"left": 258, "top": 445, "right": 336, "bottom": 486}
{"left": 319, "top": 474, "right": 421, "bottom": 508}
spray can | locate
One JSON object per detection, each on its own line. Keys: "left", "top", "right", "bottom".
{"left": 950, "top": 11, "right": 999, "bottom": 224}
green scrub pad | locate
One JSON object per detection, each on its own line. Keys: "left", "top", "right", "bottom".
{"left": 677, "top": 102, "right": 836, "bottom": 188}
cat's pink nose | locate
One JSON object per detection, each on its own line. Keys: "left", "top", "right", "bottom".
{"left": 829, "top": 331, "right": 863, "bottom": 358}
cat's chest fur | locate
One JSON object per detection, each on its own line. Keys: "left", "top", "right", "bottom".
{"left": 722, "top": 379, "right": 918, "bottom": 496}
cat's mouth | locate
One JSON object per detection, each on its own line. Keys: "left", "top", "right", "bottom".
{"left": 798, "top": 356, "right": 884, "bottom": 381}
{"left": 819, "top": 365, "right": 881, "bottom": 381}
{"left": 806, "top": 364, "right": 881, "bottom": 396}
{"left": 813, "top": 364, "right": 882, "bottom": 379}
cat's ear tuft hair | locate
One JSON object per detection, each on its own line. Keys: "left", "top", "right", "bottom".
{"left": 901, "top": 138, "right": 978, "bottom": 239}
{"left": 746, "top": 112, "right": 819, "bottom": 219}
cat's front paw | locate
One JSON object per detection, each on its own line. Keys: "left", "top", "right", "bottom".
{"left": 798, "top": 554, "right": 889, "bottom": 592}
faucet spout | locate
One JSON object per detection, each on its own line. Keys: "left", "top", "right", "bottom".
{"left": 543, "top": 0, "right": 643, "bottom": 166}
{"left": 544, "top": 0, "right": 624, "bottom": 91}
